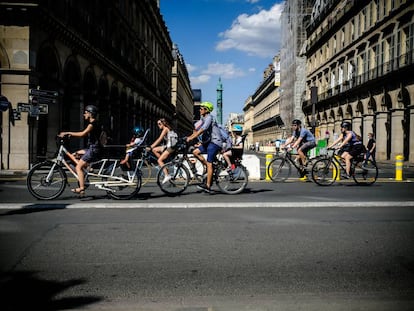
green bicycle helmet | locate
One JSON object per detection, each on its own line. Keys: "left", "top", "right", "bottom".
{"left": 200, "top": 101, "right": 214, "bottom": 112}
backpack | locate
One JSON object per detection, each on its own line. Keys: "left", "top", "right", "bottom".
{"left": 215, "top": 123, "right": 232, "bottom": 150}
{"left": 166, "top": 129, "right": 178, "bottom": 148}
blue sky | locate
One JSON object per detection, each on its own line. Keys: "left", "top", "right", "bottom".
{"left": 159, "top": 0, "right": 284, "bottom": 121}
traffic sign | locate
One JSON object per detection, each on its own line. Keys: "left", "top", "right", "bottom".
{"left": 38, "top": 103, "right": 48, "bottom": 114}
{"left": 31, "top": 96, "right": 57, "bottom": 104}
{"left": 17, "top": 102, "right": 31, "bottom": 112}
{"left": 29, "top": 88, "right": 58, "bottom": 98}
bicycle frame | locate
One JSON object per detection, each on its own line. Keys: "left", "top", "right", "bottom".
{"left": 311, "top": 148, "right": 378, "bottom": 186}
{"left": 54, "top": 142, "right": 140, "bottom": 190}
{"left": 27, "top": 135, "right": 145, "bottom": 200}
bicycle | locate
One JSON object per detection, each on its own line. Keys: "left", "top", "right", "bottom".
{"left": 266, "top": 147, "right": 324, "bottom": 182}
{"left": 27, "top": 135, "right": 147, "bottom": 200}
{"left": 156, "top": 139, "right": 206, "bottom": 195}
{"left": 157, "top": 138, "right": 248, "bottom": 195}
{"left": 310, "top": 147, "right": 378, "bottom": 186}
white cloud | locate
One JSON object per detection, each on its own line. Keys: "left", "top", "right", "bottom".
{"left": 202, "top": 62, "right": 245, "bottom": 79}
{"left": 216, "top": 3, "right": 283, "bottom": 58}
{"left": 186, "top": 63, "right": 197, "bottom": 73}
{"left": 190, "top": 74, "right": 211, "bottom": 85}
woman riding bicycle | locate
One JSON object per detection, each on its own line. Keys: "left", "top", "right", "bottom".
{"left": 328, "top": 121, "right": 365, "bottom": 179}
{"left": 58, "top": 105, "right": 101, "bottom": 196}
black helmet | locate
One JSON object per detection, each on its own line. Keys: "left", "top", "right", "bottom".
{"left": 292, "top": 119, "right": 301, "bottom": 126}
{"left": 133, "top": 127, "right": 143, "bottom": 136}
{"left": 341, "top": 121, "right": 351, "bottom": 129}
{"left": 85, "top": 105, "right": 98, "bottom": 117}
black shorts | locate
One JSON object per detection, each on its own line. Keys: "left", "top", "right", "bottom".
{"left": 298, "top": 141, "right": 316, "bottom": 154}
{"left": 349, "top": 144, "right": 365, "bottom": 158}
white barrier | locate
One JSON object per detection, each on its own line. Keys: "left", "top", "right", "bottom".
{"left": 196, "top": 153, "right": 262, "bottom": 180}
{"left": 241, "top": 154, "right": 261, "bottom": 180}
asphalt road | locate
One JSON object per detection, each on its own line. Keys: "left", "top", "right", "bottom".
{"left": 0, "top": 177, "right": 413, "bottom": 207}
{"left": 1, "top": 205, "right": 413, "bottom": 310}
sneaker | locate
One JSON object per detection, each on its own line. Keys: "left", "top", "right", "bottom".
{"left": 299, "top": 175, "right": 308, "bottom": 181}
{"left": 226, "top": 166, "right": 232, "bottom": 172}
{"left": 197, "top": 183, "right": 211, "bottom": 193}
{"left": 162, "top": 175, "right": 172, "bottom": 184}
{"left": 341, "top": 174, "right": 351, "bottom": 179}
{"left": 300, "top": 169, "right": 308, "bottom": 178}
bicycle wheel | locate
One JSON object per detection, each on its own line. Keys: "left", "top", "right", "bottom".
{"left": 157, "top": 161, "right": 190, "bottom": 195}
{"left": 311, "top": 158, "right": 338, "bottom": 186}
{"left": 352, "top": 160, "right": 378, "bottom": 185}
{"left": 105, "top": 165, "right": 142, "bottom": 200}
{"left": 216, "top": 164, "right": 248, "bottom": 194}
{"left": 27, "top": 161, "right": 67, "bottom": 200}
{"left": 267, "top": 157, "right": 291, "bottom": 182}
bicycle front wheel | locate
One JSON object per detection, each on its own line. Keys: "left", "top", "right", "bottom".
{"left": 157, "top": 161, "right": 190, "bottom": 195}
{"left": 105, "top": 165, "right": 142, "bottom": 200}
{"left": 27, "top": 161, "right": 67, "bottom": 200}
{"left": 216, "top": 164, "right": 248, "bottom": 194}
{"left": 352, "top": 160, "right": 378, "bottom": 185}
{"left": 311, "top": 158, "right": 338, "bottom": 186}
{"left": 267, "top": 157, "right": 291, "bottom": 182}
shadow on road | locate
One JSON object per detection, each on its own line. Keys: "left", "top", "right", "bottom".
{"left": 0, "top": 271, "right": 102, "bottom": 310}
{"left": 0, "top": 204, "right": 71, "bottom": 216}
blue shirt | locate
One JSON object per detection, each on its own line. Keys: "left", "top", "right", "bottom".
{"left": 292, "top": 127, "right": 315, "bottom": 143}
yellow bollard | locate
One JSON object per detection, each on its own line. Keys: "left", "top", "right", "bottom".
{"left": 265, "top": 154, "right": 273, "bottom": 181}
{"left": 395, "top": 155, "right": 404, "bottom": 181}
{"left": 334, "top": 155, "right": 341, "bottom": 180}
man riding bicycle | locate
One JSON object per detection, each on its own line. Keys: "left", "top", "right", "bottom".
{"left": 282, "top": 119, "right": 316, "bottom": 177}
{"left": 186, "top": 101, "right": 223, "bottom": 193}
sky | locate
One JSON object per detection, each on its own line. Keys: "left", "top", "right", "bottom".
{"left": 159, "top": 0, "right": 284, "bottom": 121}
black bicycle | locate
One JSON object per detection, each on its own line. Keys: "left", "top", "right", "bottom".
{"left": 157, "top": 138, "right": 248, "bottom": 195}
{"left": 311, "top": 147, "right": 378, "bottom": 186}
{"left": 266, "top": 147, "right": 324, "bottom": 182}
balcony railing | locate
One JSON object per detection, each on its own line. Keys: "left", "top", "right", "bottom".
{"left": 303, "top": 49, "right": 414, "bottom": 109}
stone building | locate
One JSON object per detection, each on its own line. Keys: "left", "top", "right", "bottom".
{"left": 280, "top": 0, "right": 313, "bottom": 127}
{"left": 171, "top": 44, "right": 194, "bottom": 136}
{"left": 0, "top": 0, "right": 192, "bottom": 170}
{"left": 303, "top": 0, "right": 414, "bottom": 163}
{"left": 244, "top": 55, "right": 284, "bottom": 151}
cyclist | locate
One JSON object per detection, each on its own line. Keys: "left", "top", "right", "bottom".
{"left": 120, "top": 127, "right": 145, "bottom": 169}
{"left": 282, "top": 119, "right": 316, "bottom": 177}
{"left": 223, "top": 125, "right": 243, "bottom": 171}
{"left": 148, "top": 118, "right": 178, "bottom": 184}
{"left": 186, "top": 101, "right": 223, "bottom": 193}
{"left": 328, "top": 121, "right": 364, "bottom": 179}
{"left": 58, "top": 104, "right": 101, "bottom": 195}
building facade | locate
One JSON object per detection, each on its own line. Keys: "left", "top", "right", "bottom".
{"left": 171, "top": 44, "right": 194, "bottom": 136}
{"left": 280, "top": 0, "right": 313, "bottom": 126}
{"left": 303, "top": 0, "right": 414, "bottom": 163}
{"left": 243, "top": 56, "right": 284, "bottom": 151}
{"left": 0, "top": 0, "right": 185, "bottom": 170}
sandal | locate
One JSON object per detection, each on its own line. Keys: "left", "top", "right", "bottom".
{"left": 71, "top": 188, "right": 85, "bottom": 196}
